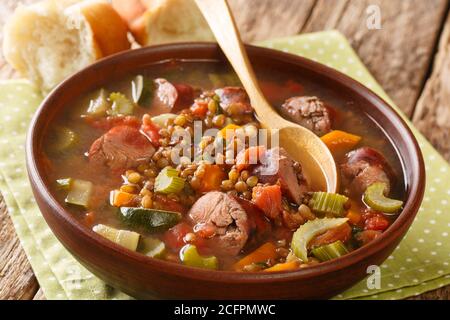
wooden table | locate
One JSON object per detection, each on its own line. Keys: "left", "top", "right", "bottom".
{"left": 0, "top": 0, "right": 449, "bottom": 300}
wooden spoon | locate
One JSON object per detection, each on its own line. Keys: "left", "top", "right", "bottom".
{"left": 195, "top": 0, "right": 338, "bottom": 192}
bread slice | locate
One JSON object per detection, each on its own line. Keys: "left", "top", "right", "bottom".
{"left": 112, "top": 0, "right": 215, "bottom": 46}
{"left": 3, "top": 0, "right": 131, "bottom": 93}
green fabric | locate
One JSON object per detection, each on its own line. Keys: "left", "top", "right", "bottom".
{"left": 0, "top": 31, "right": 448, "bottom": 300}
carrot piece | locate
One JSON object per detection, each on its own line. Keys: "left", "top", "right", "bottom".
{"left": 218, "top": 124, "right": 241, "bottom": 139}
{"left": 264, "top": 261, "right": 300, "bottom": 272}
{"left": 233, "top": 242, "right": 277, "bottom": 271}
{"left": 190, "top": 102, "right": 208, "bottom": 118}
{"left": 252, "top": 185, "right": 282, "bottom": 219}
{"left": 199, "top": 164, "right": 226, "bottom": 192}
{"left": 235, "top": 146, "right": 266, "bottom": 171}
{"left": 346, "top": 200, "right": 363, "bottom": 225}
{"left": 111, "top": 190, "right": 135, "bottom": 207}
{"left": 320, "top": 130, "right": 361, "bottom": 153}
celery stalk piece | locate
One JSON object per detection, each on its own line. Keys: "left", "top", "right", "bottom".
{"left": 93, "top": 224, "right": 140, "bottom": 251}
{"left": 311, "top": 240, "right": 349, "bottom": 262}
{"left": 65, "top": 179, "right": 93, "bottom": 209}
{"left": 155, "top": 167, "right": 185, "bottom": 194}
{"left": 139, "top": 237, "right": 166, "bottom": 258}
{"left": 49, "top": 127, "right": 78, "bottom": 152}
{"left": 364, "top": 182, "right": 403, "bottom": 213}
{"left": 151, "top": 113, "right": 177, "bottom": 127}
{"left": 108, "top": 92, "right": 135, "bottom": 116}
{"left": 131, "top": 75, "right": 153, "bottom": 106}
{"left": 309, "top": 192, "right": 349, "bottom": 217}
{"left": 180, "top": 244, "right": 218, "bottom": 270}
{"left": 291, "top": 218, "right": 349, "bottom": 262}
{"left": 86, "top": 88, "right": 110, "bottom": 116}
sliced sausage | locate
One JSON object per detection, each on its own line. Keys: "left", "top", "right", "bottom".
{"left": 153, "top": 78, "right": 194, "bottom": 113}
{"left": 340, "top": 147, "right": 392, "bottom": 195}
{"left": 89, "top": 125, "right": 155, "bottom": 172}
{"left": 189, "top": 192, "right": 249, "bottom": 256}
{"left": 280, "top": 96, "right": 331, "bottom": 136}
{"left": 252, "top": 147, "right": 308, "bottom": 204}
{"left": 215, "top": 87, "right": 253, "bottom": 116}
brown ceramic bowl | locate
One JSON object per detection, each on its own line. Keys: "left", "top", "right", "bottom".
{"left": 26, "top": 43, "right": 425, "bottom": 299}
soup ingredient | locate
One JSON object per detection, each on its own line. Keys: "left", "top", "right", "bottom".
{"left": 56, "top": 178, "right": 72, "bottom": 190}
{"left": 111, "top": 190, "right": 135, "bottom": 207}
{"left": 280, "top": 96, "right": 331, "bottom": 136}
{"left": 363, "top": 211, "right": 390, "bottom": 231}
{"left": 264, "top": 260, "right": 300, "bottom": 272}
{"left": 215, "top": 87, "right": 253, "bottom": 116}
{"left": 354, "top": 230, "right": 382, "bottom": 246}
{"left": 65, "top": 179, "right": 93, "bottom": 208}
{"left": 341, "top": 147, "right": 392, "bottom": 195}
{"left": 252, "top": 185, "right": 282, "bottom": 219}
{"left": 311, "top": 240, "right": 349, "bottom": 262}
{"left": 189, "top": 192, "right": 249, "bottom": 256}
{"left": 89, "top": 125, "right": 156, "bottom": 171}
{"left": 151, "top": 113, "right": 177, "bottom": 127}
{"left": 236, "top": 146, "right": 266, "bottom": 171}
{"left": 138, "top": 237, "right": 166, "bottom": 258}
{"left": 320, "top": 130, "right": 361, "bottom": 153}
{"left": 198, "top": 165, "right": 226, "bottom": 192}
{"left": 253, "top": 147, "right": 308, "bottom": 204}
{"left": 364, "top": 182, "right": 403, "bottom": 213}
{"left": 49, "top": 127, "right": 78, "bottom": 152}
{"left": 164, "top": 222, "right": 194, "bottom": 250}
{"left": 108, "top": 92, "right": 135, "bottom": 116}
{"left": 291, "top": 218, "right": 348, "bottom": 261}
{"left": 308, "top": 223, "right": 352, "bottom": 248}
{"left": 120, "top": 207, "right": 181, "bottom": 233}
{"left": 3, "top": 0, "right": 131, "bottom": 93}
{"left": 93, "top": 224, "right": 140, "bottom": 251}
{"left": 154, "top": 78, "right": 194, "bottom": 112}
{"left": 233, "top": 242, "right": 277, "bottom": 271}
{"left": 87, "top": 89, "right": 110, "bottom": 116}
{"left": 218, "top": 124, "right": 241, "bottom": 139}
{"left": 308, "top": 192, "right": 349, "bottom": 217}
{"left": 155, "top": 168, "right": 185, "bottom": 194}
{"left": 180, "top": 244, "right": 218, "bottom": 270}
{"left": 132, "top": 75, "right": 153, "bottom": 105}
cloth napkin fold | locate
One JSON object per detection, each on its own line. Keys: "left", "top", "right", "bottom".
{"left": 0, "top": 30, "right": 448, "bottom": 300}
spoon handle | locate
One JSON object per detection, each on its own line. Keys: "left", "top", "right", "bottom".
{"left": 195, "top": 0, "right": 280, "bottom": 125}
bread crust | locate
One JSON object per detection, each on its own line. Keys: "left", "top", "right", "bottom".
{"left": 78, "top": 0, "right": 131, "bottom": 57}
{"left": 113, "top": 0, "right": 214, "bottom": 46}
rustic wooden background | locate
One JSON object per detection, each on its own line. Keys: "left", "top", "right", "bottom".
{"left": 0, "top": 0, "right": 449, "bottom": 300}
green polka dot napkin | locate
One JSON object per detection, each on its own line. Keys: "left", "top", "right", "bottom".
{"left": 0, "top": 31, "right": 448, "bottom": 300}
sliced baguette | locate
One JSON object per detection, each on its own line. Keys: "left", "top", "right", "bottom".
{"left": 3, "top": 0, "right": 131, "bottom": 93}
{"left": 112, "top": 0, "right": 214, "bottom": 46}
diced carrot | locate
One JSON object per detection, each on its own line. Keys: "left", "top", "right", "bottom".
{"left": 252, "top": 185, "right": 282, "bottom": 219}
{"left": 190, "top": 101, "right": 208, "bottom": 118}
{"left": 346, "top": 210, "right": 362, "bottom": 225}
{"left": 233, "top": 242, "right": 277, "bottom": 271}
{"left": 199, "top": 164, "right": 226, "bottom": 193}
{"left": 320, "top": 130, "right": 361, "bottom": 153}
{"left": 235, "top": 146, "right": 266, "bottom": 171}
{"left": 218, "top": 124, "right": 241, "bottom": 139}
{"left": 264, "top": 261, "right": 300, "bottom": 272}
{"left": 111, "top": 190, "right": 135, "bottom": 207}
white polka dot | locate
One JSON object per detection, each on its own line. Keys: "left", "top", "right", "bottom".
{"left": 347, "top": 57, "right": 355, "bottom": 64}
{"left": 406, "top": 258, "right": 412, "bottom": 262}
{"left": 424, "top": 229, "right": 430, "bottom": 234}
{"left": 412, "top": 248, "right": 418, "bottom": 252}
{"left": 442, "top": 232, "right": 448, "bottom": 237}
{"left": 436, "top": 242, "right": 442, "bottom": 246}
{"left": 429, "top": 220, "right": 436, "bottom": 224}
{"left": 437, "top": 270, "right": 444, "bottom": 274}
{"left": 418, "top": 238, "right": 424, "bottom": 243}
{"left": 396, "top": 289, "right": 402, "bottom": 293}
{"left": 332, "top": 53, "right": 339, "bottom": 60}
{"left": 413, "top": 279, "right": 419, "bottom": 283}
{"left": 388, "top": 283, "right": 394, "bottom": 287}
{"left": 434, "top": 178, "right": 441, "bottom": 183}
{"left": 431, "top": 251, "right": 437, "bottom": 256}
{"left": 418, "top": 268, "right": 425, "bottom": 272}
{"left": 4, "top": 115, "right": 11, "bottom": 121}
{"left": 429, "top": 187, "right": 436, "bottom": 192}
{"left": 303, "top": 43, "right": 310, "bottom": 50}
{"left": 441, "top": 199, "right": 448, "bottom": 205}
{"left": 394, "top": 274, "right": 400, "bottom": 279}
{"left": 317, "top": 48, "right": 325, "bottom": 55}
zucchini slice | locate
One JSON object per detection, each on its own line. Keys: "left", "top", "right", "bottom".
{"left": 93, "top": 224, "right": 140, "bottom": 251}
{"left": 119, "top": 207, "right": 181, "bottom": 233}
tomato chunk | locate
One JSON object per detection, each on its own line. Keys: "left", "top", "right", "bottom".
{"left": 252, "top": 185, "right": 282, "bottom": 219}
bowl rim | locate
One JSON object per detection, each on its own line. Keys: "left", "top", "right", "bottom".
{"left": 26, "top": 42, "right": 425, "bottom": 284}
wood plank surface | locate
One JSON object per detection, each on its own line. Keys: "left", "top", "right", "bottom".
{"left": 413, "top": 13, "right": 450, "bottom": 161}
{"left": 0, "top": 0, "right": 449, "bottom": 300}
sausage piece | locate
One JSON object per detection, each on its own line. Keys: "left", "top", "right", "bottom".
{"left": 189, "top": 192, "right": 250, "bottom": 256}
{"left": 280, "top": 96, "right": 331, "bottom": 136}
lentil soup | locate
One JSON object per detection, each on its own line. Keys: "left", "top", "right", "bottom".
{"left": 43, "top": 59, "right": 406, "bottom": 272}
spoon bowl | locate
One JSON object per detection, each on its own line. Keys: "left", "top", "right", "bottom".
{"left": 195, "top": 0, "right": 338, "bottom": 192}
